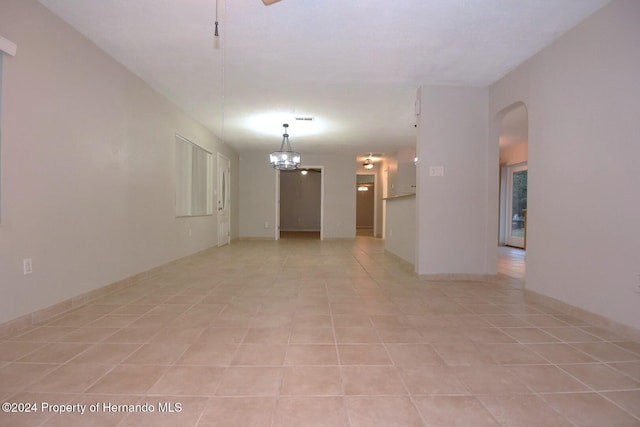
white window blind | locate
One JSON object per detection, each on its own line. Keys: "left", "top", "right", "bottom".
{"left": 175, "top": 135, "right": 213, "bottom": 217}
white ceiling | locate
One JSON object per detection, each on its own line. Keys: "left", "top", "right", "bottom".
{"left": 39, "top": 0, "right": 608, "bottom": 157}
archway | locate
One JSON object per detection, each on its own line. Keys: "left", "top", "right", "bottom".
{"left": 496, "top": 102, "right": 528, "bottom": 281}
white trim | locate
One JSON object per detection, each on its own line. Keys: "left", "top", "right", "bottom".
{"left": 217, "top": 153, "right": 231, "bottom": 246}
{"left": 382, "top": 168, "right": 389, "bottom": 239}
{"left": 175, "top": 133, "right": 212, "bottom": 154}
{"left": 499, "top": 165, "right": 507, "bottom": 245}
{"left": 275, "top": 170, "right": 280, "bottom": 240}
{"left": 505, "top": 162, "right": 527, "bottom": 248}
{"left": 302, "top": 165, "right": 325, "bottom": 241}
{"left": 0, "top": 36, "right": 17, "bottom": 57}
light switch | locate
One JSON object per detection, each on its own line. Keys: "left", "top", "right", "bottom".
{"left": 429, "top": 166, "right": 444, "bottom": 177}
{"left": 23, "top": 258, "right": 33, "bottom": 275}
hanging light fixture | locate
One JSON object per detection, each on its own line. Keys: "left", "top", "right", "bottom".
{"left": 269, "top": 123, "right": 301, "bottom": 170}
{"left": 363, "top": 158, "right": 374, "bottom": 169}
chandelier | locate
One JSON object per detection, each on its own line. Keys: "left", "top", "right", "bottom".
{"left": 269, "top": 123, "right": 301, "bottom": 170}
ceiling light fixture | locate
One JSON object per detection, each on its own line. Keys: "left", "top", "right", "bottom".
{"left": 363, "top": 158, "right": 374, "bottom": 170}
{"left": 357, "top": 186, "right": 369, "bottom": 192}
{"left": 300, "top": 170, "right": 308, "bottom": 175}
{"left": 269, "top": 123, "right": 301, "bottom": 170}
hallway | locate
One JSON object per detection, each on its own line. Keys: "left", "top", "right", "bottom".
{"left": 498, "top": 246, "right": 526, "bottom": 281}
{"left": 0, "top": 237, "right": 638, "bottom": 426}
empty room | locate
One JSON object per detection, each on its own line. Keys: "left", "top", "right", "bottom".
{"left": 0, "top": 0, "right": 639, "bottom": 426}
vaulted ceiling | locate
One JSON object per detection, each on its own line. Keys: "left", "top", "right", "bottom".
{"left": 39, "top": 0, "right": 609, "bottom": 157}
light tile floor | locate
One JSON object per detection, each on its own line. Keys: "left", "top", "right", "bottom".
{"left": 0, "top": 237, "right": 638, "bottom": 426}
{"left": 497, "top": 246, "right": 526, "bottom": 281}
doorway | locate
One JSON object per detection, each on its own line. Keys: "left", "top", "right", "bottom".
{"left": 505, "top": 163, "right": 528, "bottom": 248}
{"left": 356, "top": 174, "right": 375, "bottom": 237}
{"left": 497, "top": 102, "right": 528, "bottom": 277}
{"left": 217, "top": 153, "right": 231, "bottom": 246}
{"left": 382, "top": 168, "right": 388, "bottom": 239}
{"left": 277, "top": 167, "right": 323, "bottom": 240}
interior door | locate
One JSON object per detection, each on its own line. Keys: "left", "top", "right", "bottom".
{"left": 217, "top": 153, "right": 231, "bottom": 246}
{"left": 505, "top": 163, "right": 528, "bottom": 248}
{"left": 275, "top": 170, "right": 280, "bottom": 240}
{"left": 382, "top": 168, "right": 388, "bottom": 239}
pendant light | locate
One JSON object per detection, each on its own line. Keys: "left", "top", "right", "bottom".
{"left": 269, "top": 123, "right": 301, "bottom": 170}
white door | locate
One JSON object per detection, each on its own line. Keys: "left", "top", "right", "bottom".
{"left": 275, "top": 170, "right": 280, "bottom": 240}
{"left": 382, "top": 168, "right": 388, "bottom": 239}
{"left": 217, "top": 153, "right": 231, "bottom": 246}
{"left": 505, "top": 163, "right": 528, "bottom": 248}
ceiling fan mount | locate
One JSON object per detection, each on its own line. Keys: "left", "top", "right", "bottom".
{"left": 262, "top": 0, "right": 282, "bottom": 5}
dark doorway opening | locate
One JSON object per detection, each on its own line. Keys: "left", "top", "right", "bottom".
{"left": 279, "top": 168, "right": 322, "bottom": 240}
{"left": 356, "top": 174, "right": 375, "bottom": 237}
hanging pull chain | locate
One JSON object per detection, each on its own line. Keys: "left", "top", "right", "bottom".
{"left": 214, "top": 0, "right": 220, "bottom": 37}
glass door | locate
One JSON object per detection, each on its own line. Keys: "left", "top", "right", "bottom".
{"left": 505, "top": 164, "right": 528, "bottom": 248}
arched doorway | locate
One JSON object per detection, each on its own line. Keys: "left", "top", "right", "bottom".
{"left": 497, "top": 102, "right": 528, "bottom": 280}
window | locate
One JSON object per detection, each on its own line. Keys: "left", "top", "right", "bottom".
{"left": 175, "top": 135, "right": 213, "bottom": 217}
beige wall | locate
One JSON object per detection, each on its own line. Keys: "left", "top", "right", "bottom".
{"left": 239, "top": 152, "right": 277, "bottom": 238}
{"left": 0, "top": 0, "right": 238, "bottom": 324}
{"left": 385, "top": 196, "right": 416, "bottom": 265}
{"left": 416, "top": 86, "right": 491, "bottom": 275}
{"left": 385, "top": 154, "right": 399, "bottom": 196}
{"left": 500, "top": 142, "right": 528, "bottom": 167}
{"left": 240, "top": 153, "right": 356, "bottom": 239}
{"left": 489, "top": 0, "right": 640, "bottom": 329}
{"left": 396, "top": 147, "right": 417, "bottom": 195}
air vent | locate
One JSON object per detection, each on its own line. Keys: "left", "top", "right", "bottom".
{"left": 295, "top": 117, "right": 314, "bottom": 121}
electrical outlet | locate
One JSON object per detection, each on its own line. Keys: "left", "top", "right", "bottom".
{"left": 636, "top": 274, "right": 640, "bottom": 294}
{"left": 264, "top": 221, "right": 269, "bottom": 229}
{"left": 23, "top": 258, "right": 33, "bottom": 275}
